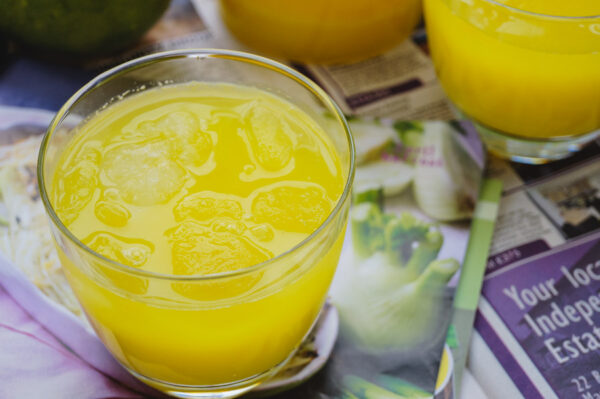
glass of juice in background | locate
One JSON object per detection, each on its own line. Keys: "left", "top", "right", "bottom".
{"left": 38, "top": 49, "right": 354, "bottom": 398}
{"left": 219, "top": 0, "right": 422, "bottom": 64}
{"left": 424, "top": 0, "right": 600, "bottom": 163}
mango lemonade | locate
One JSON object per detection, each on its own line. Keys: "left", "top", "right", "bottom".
{"left": 49, "top": 82, "right": 347, "bottom": 387}
{"left": 425, "top": 0, "right": 600, "bottom": 139}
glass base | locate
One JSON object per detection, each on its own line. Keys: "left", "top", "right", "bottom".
{"left": 124, "top": 359, "right": 289, "bottom": 399}
{"left": 471, "top": 120, "right": 600, "bottom": 165}
{"left": 115, "top": 303, "right": 338, "bottom": 398}
{"left": 118, "top": 304, "right": 337, "bottom": 398}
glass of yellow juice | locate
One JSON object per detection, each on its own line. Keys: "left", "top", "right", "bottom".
{"left": 38, "top": 50, "right": 354, "bottom": 398}
{"left": 424, "top": 0, "right": 600, "bottom": 163}
{"left": 219, "top": 0, "right": 422, "bottom": 64}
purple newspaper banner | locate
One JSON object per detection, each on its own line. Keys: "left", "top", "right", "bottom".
{"left": 345, "top": 79, "right": 423, "bottom": 109}
{"left": 482, "top": 235, "right": 600, "bottom": 398}
{"left": 474, "top": 312, "right": 544, "bottom": 399}
{"left": 486, "top": 239, "right": 551, "bottom": 274}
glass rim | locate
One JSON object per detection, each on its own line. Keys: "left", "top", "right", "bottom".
{"left": 480, "top": 0, "right": 600, "bottom": 19}
{"left": 38, "top": 48, "right": 356, "bottom": 282}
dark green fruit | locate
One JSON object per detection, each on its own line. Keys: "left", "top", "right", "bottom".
{"left": 0, "top": 0, "right": 171, "bottom": 56}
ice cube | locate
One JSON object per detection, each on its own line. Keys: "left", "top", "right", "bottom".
{"left": 83, "top": 232, "right": 153, "bottom": 268}
{"left": 55, "top": 160, "right": 99, "bottom": 225}
{"left": 102, "top": 141, "right": 186, "bottom": 206}
{"left": 138, "top": 111, "right": 214, "bottom": 174}
{"left": 94, "top": 200, "right": 131, "bottom": 227}
{"left": 243, "top": 103, "right": 294, "bottom": 171}
{"left": 166, "top": 220, "right": 271, "bottom": 275}
{"left": 251, "top": 184, "right": 332, "bottom": 234}
{"left": 173, "top": 193, "right": 243, "bottom": 222}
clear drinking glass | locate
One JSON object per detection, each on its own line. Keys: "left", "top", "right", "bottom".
{"left": 424, "top": 0, "right": 600, "bottom": 163}
{"left": 219, "top": 0, "right": 422, "bottom": 64}
{"left": 38, "top": 49, "right": 354, "bottom": 398}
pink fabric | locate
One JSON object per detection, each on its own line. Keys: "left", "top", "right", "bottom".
{"left": 0, "top": 109, "right": 164, "bottom": 397}
{"left": 0, "top": 253, "right": 165, "bottom": 398}
{"left": 0, "top": 285, "right": 144, "bottom": 398}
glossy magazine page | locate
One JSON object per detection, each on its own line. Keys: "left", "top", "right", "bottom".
{"left": 0, "top": 108, "right": 499, "bottom": 398}
{"left": 264, "top": 118, "right": 496, "bottom": 398}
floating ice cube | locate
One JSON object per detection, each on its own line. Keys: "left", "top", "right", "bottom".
{"left": 251, "top": 184, "right": 332, "bottom": 234}
{"left": 243, "top": 103, "right": 294, "bottom": 171}
{"left": 102, "top": 141, "right": 186, "bottom": 206}
{"left": 166, "top": 220, "right": 271, "bottom": 275}
{"left": 94, "top": 200, "right": 131, "bottom": 227}
{"left": 56, "top": 160, "right": 99, "bottom": 225}
{"left": 138, "top": 111, "right": 214, "bottom": 175}
{"left": 83, "top": 232, "right": 153, "bottom": 268}
{"left": 173, "top": 193, "right": 243, "bottom": 222}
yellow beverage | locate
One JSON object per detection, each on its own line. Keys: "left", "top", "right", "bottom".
{"left": 220, "top": 0, "right": 422, "bottom": 64}
{"left": 424, "top": 0, "right": 600, "bottom": 139}
{"left": 49, "top": 82, "right": 347, "bottom": 388}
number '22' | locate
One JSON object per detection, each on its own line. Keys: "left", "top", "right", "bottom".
{"left": 572, "top": 376, "right": 592, "bottom": 393}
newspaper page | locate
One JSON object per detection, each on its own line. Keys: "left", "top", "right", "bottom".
{"left": 471, "top": 143, "right": 600, "bottom": 399}
{"left": 300, "top": 42, "right": 453, "bottom": 121}
{"left": 0, "top": 2, "right": 498, "bottom": 398}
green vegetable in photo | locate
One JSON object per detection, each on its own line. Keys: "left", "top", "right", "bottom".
{"left": 335, "top": 190, "right": 459, "bottom": 351}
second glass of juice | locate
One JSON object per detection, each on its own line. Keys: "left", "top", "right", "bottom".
{"left": 38, "top": 50, "right": 354, "bottom": 398}
{"left": 425, "top": 0, "right": 600, "bottom": 163}
{"left": 219, "top": 0, "right": 422, "bottom": 64}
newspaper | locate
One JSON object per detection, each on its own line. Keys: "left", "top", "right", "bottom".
{"left": 300, "top": 43, "right": 453, "bottom": 121}
{"left": 471, "top": 144, "right": 600, "bottom": 399}
{"left": 0, "top": 1, "right": 498, "bottom": 398}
